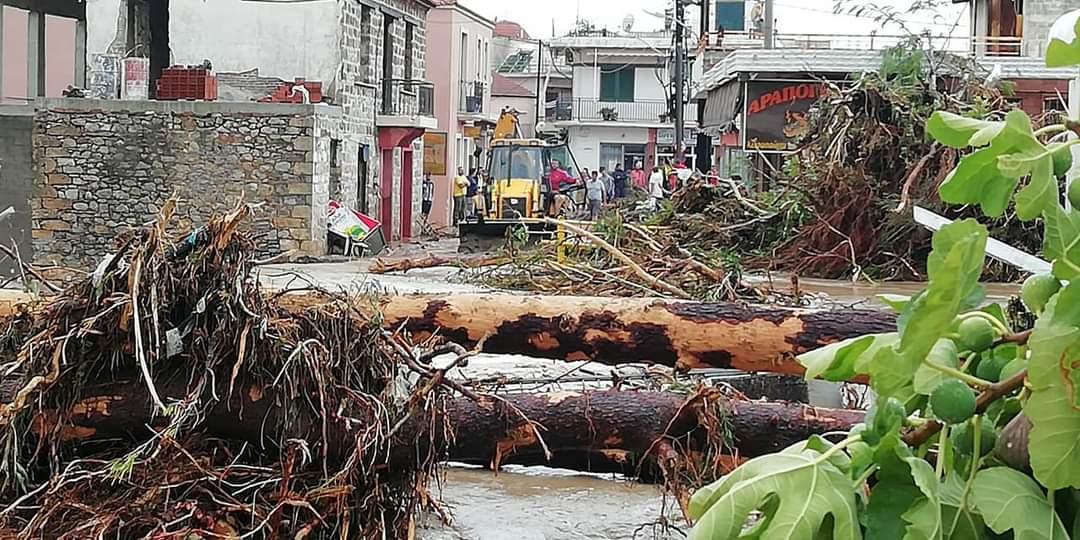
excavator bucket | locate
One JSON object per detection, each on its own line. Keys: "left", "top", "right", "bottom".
{"left": 457, "top": 220, "right": 551, "bottom": 254}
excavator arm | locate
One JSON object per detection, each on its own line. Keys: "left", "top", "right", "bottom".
{"left": 493, "top": 108, "right": 523, "bottom": 140}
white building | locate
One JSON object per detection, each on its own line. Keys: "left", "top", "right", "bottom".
{"left": 545, "top": 32, "right": 699, "bottom": 173}
{"left": 490, "top": 35, "right": 572, "bottom": 138}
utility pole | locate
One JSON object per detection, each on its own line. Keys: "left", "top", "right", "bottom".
{"left": 674, "top": 0, "right": 686, "bottom": 163}
{"left": 763, "top": 0, "right": 774, "bottom": 49}
{"left": 535, "top": 39, "right": 543, "bottom": 137}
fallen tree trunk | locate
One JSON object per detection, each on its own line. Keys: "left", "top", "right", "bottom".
{"left": 368, "top": 293, "right": 895, "bottom": 375}
{"left": 4, "top": 289, "right": 895, "bottom": 378}
{"left": 41, "top": 380, "right": 863, "bottom": 476}
{"left": 369, "top": 254, "right": 508, "bottom": 274}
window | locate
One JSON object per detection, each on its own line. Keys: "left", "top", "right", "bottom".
{"left": 360, "top": 6, "right": 373, "bottom": 82}
{"left": 382, "top": 15, "right": 394, "bottom": 84}
{"left": 1044, "top": 95, "right": 1066, "bottom": 114}
{"left": 477, "top": 38, "right": 482, "bottom": 80}
{"left": 600, "top": 65, "right": 635, "bottom": 102}
{"left": 460, "top": 32, "right": 469, "bottom": 82}
{"left": 404, "top": 23, "right": 414, "bottom": 81}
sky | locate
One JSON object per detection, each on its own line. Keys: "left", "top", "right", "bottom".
{"left": 462, "top": 0, "right": 970, "bottom": 43}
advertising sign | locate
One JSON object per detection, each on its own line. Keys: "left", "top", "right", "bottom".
{"left": 423, "top": 132, "right": 447, "bottom": 176}
{"left": 743, "top": 81, "right": 828, "bottom": 152}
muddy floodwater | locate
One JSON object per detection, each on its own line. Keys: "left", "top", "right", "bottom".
{"left": 251, "top": 259, "right": 1022, "bottom": 539}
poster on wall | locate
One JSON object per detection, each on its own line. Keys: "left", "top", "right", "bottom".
{"left": 423, "top": 132, "right": 447, "bottom": 176}
{"left": 742, "top": 80, "right": 828, "bottom": 152}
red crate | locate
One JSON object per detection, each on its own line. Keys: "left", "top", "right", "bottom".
{"left": 156, "top": 66, "right": 218, "bottom": 101}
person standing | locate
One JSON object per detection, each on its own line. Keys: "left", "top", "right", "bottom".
{"left": 648, "top": 166, "right": 667, "bottom": 211}
{"left": 546, "top": 159, "right": 574, "bottom": 217}
{"left": 421, "top": 172, "right": 435, "bottom": 220}
{"left": 452, "top": 167, "right": 469, "bottom": 226}
{"left": 465, "top": 169, "right": 479, "bottom": 219}
{"left": 630, "top": 161, "right": 647, "bottom": 191}
{"left": 599, "top": 167, "right": 614, "bottom": 203}
{"left": 611, "top": 164, "right": 629, "bottom": 199}
{"left": 585, "top": 169, "right": 606, "bottom": 220}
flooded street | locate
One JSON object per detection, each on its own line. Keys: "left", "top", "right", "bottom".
{"left": 250, "top": 255, "right": 1024, "bottom": 540}
{"left": 422, "top": 467, "right": 681, "bottom": 540}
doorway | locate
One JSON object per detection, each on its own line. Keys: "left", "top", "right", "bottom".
{"left": 358, "top": 144, "right": 369, "bottom": 213}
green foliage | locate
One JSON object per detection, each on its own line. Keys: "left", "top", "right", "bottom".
{"left": 1024, "top": 282, "right": 1080, "bottom": 489}
{"left": 971, "top": 468, "right": 1070, "bottom": 538}
{"left": 1046, "top": 10, "right": 1080, "bottom": 68}
{"left": 690, "top": 25, "right": 1080, "bottom": 539}
{"left": 688, "top": 438, "right": 860, "bottom": 540}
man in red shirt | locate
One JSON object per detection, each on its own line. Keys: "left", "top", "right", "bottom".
{"left": 546, "top": 159, "right": 575, "bottom": 217}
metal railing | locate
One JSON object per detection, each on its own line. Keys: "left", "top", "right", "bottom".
{"left": 548, "top": 98, "right": 698, "bottom": 124}
{"left": 700, "top": 31, "right": 1028, "bottom": 57}
{"left": 380, "top": 79, "right": 435, "bottom": 117}
{"left": 458, "top": 80, "right": 486, "bottom": 114}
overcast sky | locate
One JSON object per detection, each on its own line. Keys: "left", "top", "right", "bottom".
{"left": 462, "top": 0, "right": 970, "bottom": 42}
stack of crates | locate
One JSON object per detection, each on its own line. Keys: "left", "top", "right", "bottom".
{"left": 260, "top": 79, "right": 323, "bottom": 104}
{"left": 156, "top": 66, "right": 218, "bottom": 101}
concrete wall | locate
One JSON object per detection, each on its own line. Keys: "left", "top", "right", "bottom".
{"left": 0, "top": 110, "right": 34, "bottom": 278}
{"left": 29, "top": 99, "right": 324, "bottom": 268}
{"left": 86, "top": 0, "right": 339, "bottom": 84}
{"left": 567, "top": 124, "right": 650, "bottom": 172}
{"left": 2, "top": 7, "right": 78, "bottom": 104}
{"left": 1024, "top": 0, "right": 1069, "bottom": 57}
{"left": 572, "top": 65, "right": 668, "bottom": 101}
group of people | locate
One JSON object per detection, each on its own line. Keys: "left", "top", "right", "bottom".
{"left": 421, "top": 158, "right": 692, "bottom": 226}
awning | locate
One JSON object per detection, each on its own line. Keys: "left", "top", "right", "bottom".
{"left": 702, "top": 79, "right": 742, "bottom": 130}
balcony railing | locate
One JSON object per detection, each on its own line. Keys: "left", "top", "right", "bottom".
{"left": 380, "top": 79, "right": 435, "bottom": 117}
{"left": 549, "top": 98, "right": 698, "bottom": 124}
{"left": 700, "top": 31, "right": 1029, "bottom": 58}
{"left": 459, "top": 80, "right": 486, "bottom": 114}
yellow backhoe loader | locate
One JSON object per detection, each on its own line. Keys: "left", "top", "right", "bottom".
{"left": 458, "top": 109, "right": 585, "bottom": 253}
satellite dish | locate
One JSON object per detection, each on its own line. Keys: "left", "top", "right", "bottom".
{"left": 622, "top": 14, "right": 635, "bottom": 32}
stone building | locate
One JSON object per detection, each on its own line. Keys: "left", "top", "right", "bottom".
{"left": 0, "top": 0, "right": 437, "bottom": 269}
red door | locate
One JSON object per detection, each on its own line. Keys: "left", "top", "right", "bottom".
{"left": 380, "top": 149, "right": 394, "bottom": 241}
{"left": 400, "top": 150, "right": 413, "bottom": 239}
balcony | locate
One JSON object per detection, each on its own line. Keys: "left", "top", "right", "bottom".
{"left": 377, "top": 79, "right": 437, "bottom": 130}
{"left": 549, "top": 98, "right": 698, "bottom": 125}
{"left": 458, "top": 80, "right": 487, "bottom": 116}
{"left": 700, "top": 31, "right": 1031, "bottom": 58}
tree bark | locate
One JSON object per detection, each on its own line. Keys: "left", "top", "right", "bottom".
{"left": 367, "top": 293, "right": 895, "bottom": 375}
{"left": 38, "top": 380, "right": 864, "bottom": 477}
{"left": 5, "top": 290, "right": 895, "bottom": 378}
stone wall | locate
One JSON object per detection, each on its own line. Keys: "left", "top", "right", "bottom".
{"left": 0, "top": 111, "right": 35, "bottom": 279}
{"left": 30, "top": 100, "right": 324, "bottom": 268}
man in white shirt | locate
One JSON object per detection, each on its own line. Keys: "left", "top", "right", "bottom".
{"left": 647, "top": 166, "right": 667, "bottom": 211}
{"left": 585, "top": 171, "right": 606, "bottom": 220}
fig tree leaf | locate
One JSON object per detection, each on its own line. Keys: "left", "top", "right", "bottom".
{"left": 926, "top": 111, "right": 1004, "bottom": 149}
{"left": 1016, "top": 155, "right": 1057, "bottom": 221}
{"left": 971, "top": 467, "right": 1070, "bottom": 539}
{"left": 866, "top": 438, "right": 941, "bottom": 540}
{"left": 940, "top": 471, "right": 987, "bottom": 540}
{"left": 1046, "top": 10, "right": 1080, "bottom": 68}
{"left": 1043, "top": 205, "right": 1080, "bottom": 281}
{"left": 687, "top": 443, "right": 859, "bottom": 540}
{"left": 1025, "top": 281, "right": 1080, "bottom": 489}
{"left": 878, "top": 294, "right": 911, "bottom": 313}
{"left": 938, "top": 110, "right": 1045, "bottom": 218}
{"left": 898, "top": 219, "right": 987, "bottom": 364}
{"left": 798, "top": 333, "right": 898, "bottom": 382}
{"left": 913, "top": 339, "right": 960, "bottom": 395}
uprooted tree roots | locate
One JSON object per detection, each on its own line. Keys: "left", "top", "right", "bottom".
{"left": 0, "top": 203, "right": 448, "bottom": 538}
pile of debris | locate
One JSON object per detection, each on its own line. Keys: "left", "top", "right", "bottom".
{"left": 0, "top": 202, "right": 448, "bottom": 538}
{"left": 0, "top": 204, "right": 875, "bottom": 536}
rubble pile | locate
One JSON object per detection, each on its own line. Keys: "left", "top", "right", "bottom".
{"left": 0, "top": 202, "right": 447, "bottom": 538}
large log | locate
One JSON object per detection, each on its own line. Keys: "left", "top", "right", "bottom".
{"left": 3, "top": 290, "right": 895, "bottom": 378}
{"left": 371, "top": 293, "right": 895, "bottom": 375}
{"left": 41, "top": 379, "right": 863, "bottom": 476}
